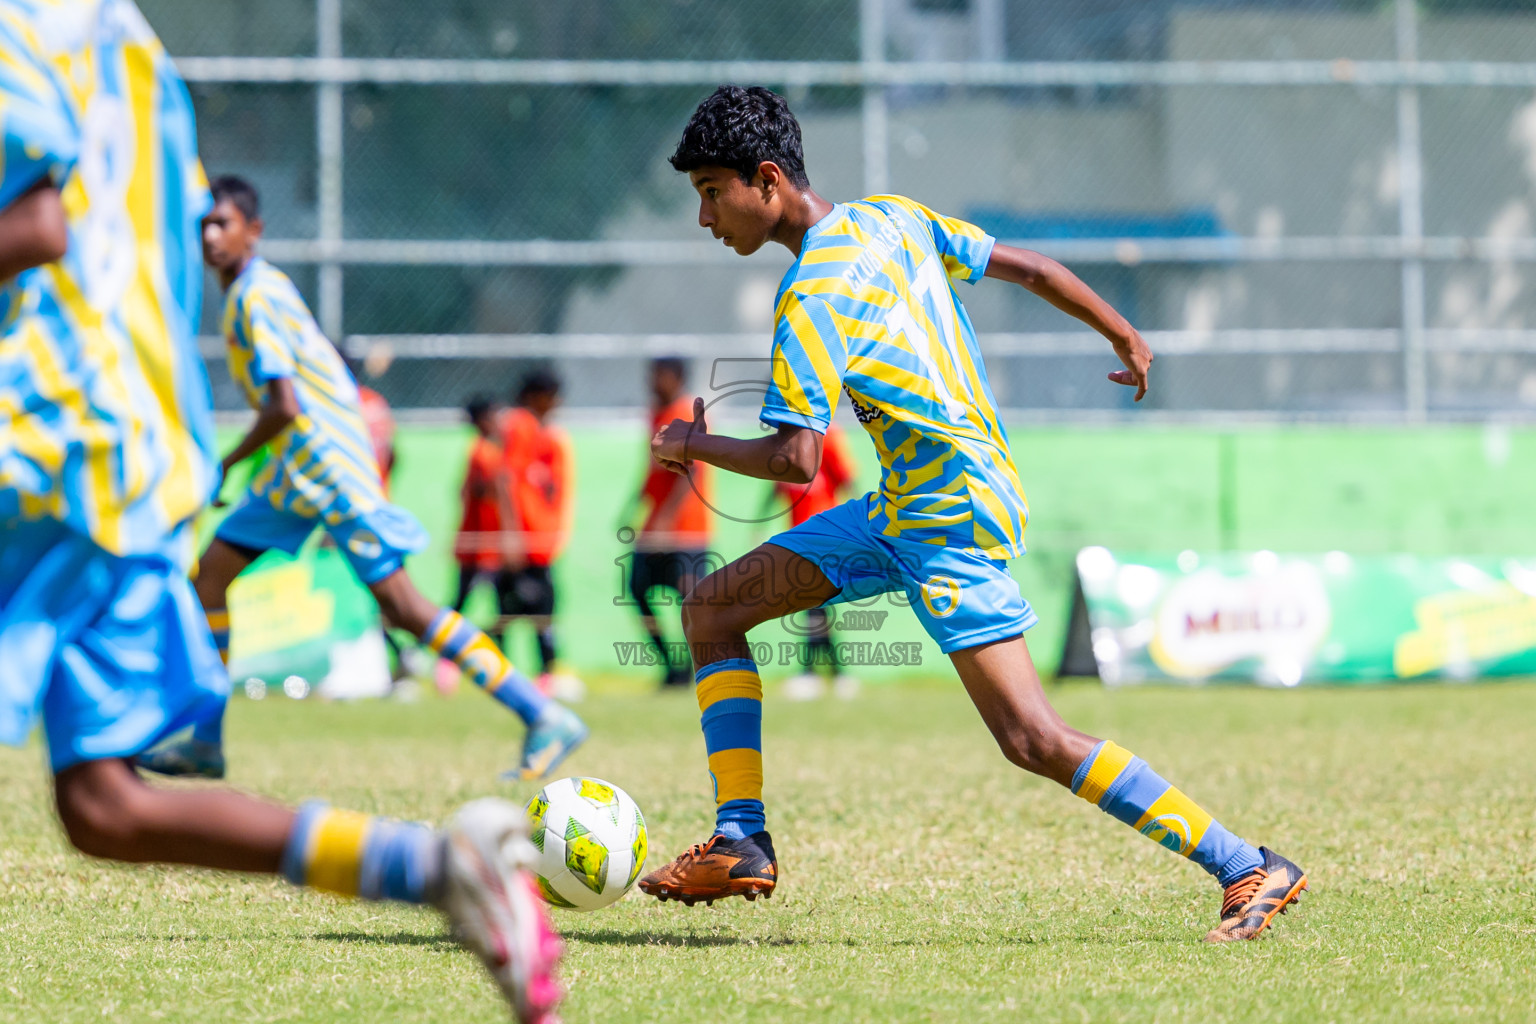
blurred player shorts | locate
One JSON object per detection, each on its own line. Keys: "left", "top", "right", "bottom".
{"left": 0, "top": 519, "right": 228, "bottom": 772}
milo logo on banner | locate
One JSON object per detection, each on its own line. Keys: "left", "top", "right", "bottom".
{"left": 1148, "top": 559, "right": 1331, "bottom": 684}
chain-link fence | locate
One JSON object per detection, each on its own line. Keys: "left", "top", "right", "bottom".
{"left": 150, "top": 0, "right": 1536, "bottom": 421}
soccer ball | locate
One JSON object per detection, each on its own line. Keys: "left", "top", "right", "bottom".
{"left": 524, "top": 776, "right": 647, "bottom": 911}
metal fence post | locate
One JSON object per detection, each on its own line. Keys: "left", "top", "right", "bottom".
{"left": 860, "top": 0, "right": 888, "bottom": 197}
{"left": 316, "top": 0, "right": 344, "bottom": 342}
{"left": 1397, "top": 0, "right": 1427, "bottom": 423}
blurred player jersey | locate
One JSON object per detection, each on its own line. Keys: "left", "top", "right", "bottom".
{"left": 222, "top": 256, "right": 386, "bottom": 519}
{"left": 773, "top": 422, "right": 855, "bottom": 527}
{"left": 455, "top": 433, "right": 504, "bottom": 570}
{"left": 358, "top": 385, "right": 396, "bottom": 491}
{"left": 502, "top": 406, "right": 571, "bottom": 567}
{"left": 0, "top": 0, "right": 215, "bottom": 569}
{"left": 760, "top": 195, "right": 1027, "bottom": 559}
{"left": 639, "top": 395, "right": 711, "bottom": 551}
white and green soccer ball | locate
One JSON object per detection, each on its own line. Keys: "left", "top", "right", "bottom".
{"left": 524, "top": 776, "right": 647, "bottom": 911}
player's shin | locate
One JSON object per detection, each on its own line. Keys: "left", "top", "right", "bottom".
{"left": 420, "top": 608, "right": 550, "bottom": 724}
{"left": 281, "top": 800, "right": 444, "bottom": 904}
{"left": 1071, "top": 740, "right": 1263, "bottom": 886}
{"left": 696, "top": 658, "right": 765, "bottom": 838}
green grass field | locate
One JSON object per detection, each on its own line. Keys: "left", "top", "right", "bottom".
{"left": 3, "top": 678, "right": 1535, "bottom": 1023}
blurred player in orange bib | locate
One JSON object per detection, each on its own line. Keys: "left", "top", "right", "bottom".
{"left": 501, "top": 371, "right": 583, "bottom": 701}
{"left": 446, "top": 394, "right": 513, "bottom": 694}
{"left": 762, "top": 422, "right": 859, "bottom": 700}
{"left": 359, "top": 383, "right": 397, "bottom": 493}
{"left": 453, "top": 394, "right": 511, "bottom": 609}
{"left": 625, "top": 357, "right": 715, "bottom": 688}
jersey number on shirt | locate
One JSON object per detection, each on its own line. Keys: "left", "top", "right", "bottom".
{"left": 76, "top": 93, "right": 136, "bottom": 312}
{"left": 882, "top": 254, "right": 971, "bottom": 423}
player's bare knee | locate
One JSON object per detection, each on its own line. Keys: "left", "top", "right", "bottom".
{"left": 678, "top": 587, "right": 714, "bottom": 640}
{"left": 54, "top": 761, "right": 154, "bottom": 858}
{"left": 996, "top": 723, "right": 1073, "bottom": 779}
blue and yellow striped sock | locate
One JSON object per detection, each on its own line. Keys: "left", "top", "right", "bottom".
{"left": 696, "top": 657, "right": 765, "bottom": 839}
{"left": 1072, "top": 740, "right": 1263, "bottom": 886}
{"left": 190, "top": 607, "right": 231, "bottom": 745}
{"left": 421, "top": 608, "right": 550, "bottom": 724}
{"left": 281, "top": 801, "right": 444, "bottom": 904}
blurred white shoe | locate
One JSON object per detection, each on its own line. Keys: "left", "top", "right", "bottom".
{"left": 540, "top": 671, "right": 586, "bottom": 703}
{"left": 437, "top": 798, "right": 564, "bottom": 1024}
{"left": 782, "top": 673, "right": 826, "bottom": 701}
{"left": 832, "top": 674, "right": 860, "bottom": 700}
{"left": 401, "top": 645, "right": 435, "bottom": 683}
{"left": 389, "top": 677, "right": 423, "bottom": 703}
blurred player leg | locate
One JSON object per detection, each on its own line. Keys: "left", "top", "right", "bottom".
{"left": 629, "top": 552, "right": 684, "bottom": 688}
{"left": 11, "top": 527, "right": 560, "bottom": 1022}
{"left": 373, "top": 570, "right": 587, "bottom": 780}
{"left": 53, "top": 762, "right": 561, "bottom": 1021}
{"left": 951, "top": 636, "right": 1307, "bottom": 941}
{"left": 783, "top": 607, "right": 831, "bottom": 701}
{"left": 506, "top": 565, "right": 582, "bottom": 702}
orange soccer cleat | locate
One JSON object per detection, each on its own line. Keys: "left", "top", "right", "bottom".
{"left": 1205, "top": 846, "right": 1309, "bottom": 942}
{"left": 638, "top": 831, "right": 777, "bottom": 906}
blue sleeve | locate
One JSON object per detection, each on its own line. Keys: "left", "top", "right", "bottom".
{"left": 0, "top": 41, "right": 79, "bottom": 209}
{"left": 759, "top": 292, "right": 847, "bottom": 435}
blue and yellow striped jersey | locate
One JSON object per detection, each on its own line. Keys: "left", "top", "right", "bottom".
{"left": 0, "top": 0, "right": 215, "bottom": 568}
{"left": 760, "top": 195, "right": 1028, "bottom": 559}
{"left": 222, "top": 257, "right": 386, "bottom": 519}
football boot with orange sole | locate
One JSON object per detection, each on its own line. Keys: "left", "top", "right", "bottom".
{"left": 638, "top": 831, "right": 777, "bottom": 906}
{"left": 1205, "top": 846, "right": 1308, "bottom": 942}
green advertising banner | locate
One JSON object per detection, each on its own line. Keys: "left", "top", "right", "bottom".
{"left": 1066, "top": 547, "right": 1536, "bottom": 685}
{"left": 226, "top": 546, "right": 391, "bottom": 698}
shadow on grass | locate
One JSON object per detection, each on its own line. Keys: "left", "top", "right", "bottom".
{"left": 312, "top": 931, "right": 457, "bottom": 949}
{"left": 567, "top": 929, "right": 795, "bottom": 948}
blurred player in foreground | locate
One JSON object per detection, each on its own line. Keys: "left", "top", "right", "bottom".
{"left": 761, "top": 423, "right": 859, "bottom": 700}
{"left": 640, "top": 86, "right": 1308, "bottom": 942}
{"left": 501, "top": 371, "right": 584, "bottom": 701}
{"left": 623, "top": 357, "right": 715, "bottom": 688}
{"left": 136, "top": 175, "right": 586, "bottom": 782}
{"left": 0, "top": 3, "right": 559, "bottom": 1017}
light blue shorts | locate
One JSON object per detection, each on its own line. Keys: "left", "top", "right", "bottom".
{"left": 767, "top": 495, "right": 1037, "bottom": 654}
{"left": 216, "top": 491, "right": 428, "bottom": 585}
{"left": 0, "top": 519, "right": 229, "bottom": 772}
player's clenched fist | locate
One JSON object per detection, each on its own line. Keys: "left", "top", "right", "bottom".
{"left": 650, "top": 396, "right": 707, "bottom": 474}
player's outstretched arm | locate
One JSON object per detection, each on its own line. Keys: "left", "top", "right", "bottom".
{"left": 652, "top": 397, "right": 822, "bottom": 484}
{"left": 984, "top": 243, "right": 1153, "bottom": 402}
{"left": 0, "top": 179, "right": 67, "bottom": 281}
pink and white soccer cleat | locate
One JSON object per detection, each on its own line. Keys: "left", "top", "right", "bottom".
{"left": 438, "top": 798, "right": 564, "bottom": 1023}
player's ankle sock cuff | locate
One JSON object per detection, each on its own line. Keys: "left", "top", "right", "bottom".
{"left": 490, "top": 669, "right": 552, "bottom": 724}
{"left": 1211, "top": 837, "right": 1265, "bottom": 887}
{"left": 282, "top": 801, "right": 442, "bottom": 904}
{"left": 357, "top": 818, "right": 443, "bottom": 903}
{"left": 713, "top": 799, "right": 766, "bottom": 839}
